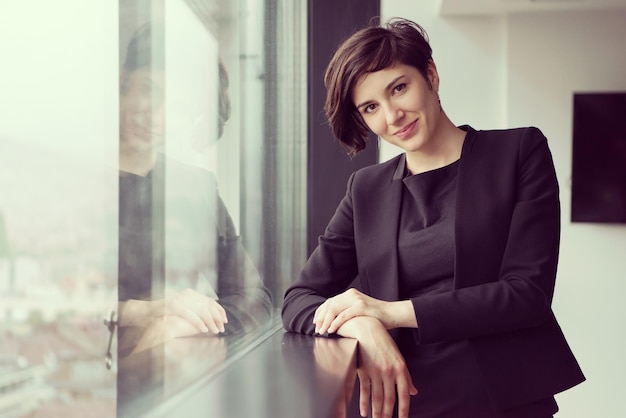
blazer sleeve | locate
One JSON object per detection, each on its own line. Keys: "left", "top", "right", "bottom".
{"left": 215, "top": 192, "right": 274, "bottom": 335}
{"left": 282, "top": 173, "right": 360, "bottom": 335}
{"left": 413, "top": 127, "right": 562, "bottom": 343}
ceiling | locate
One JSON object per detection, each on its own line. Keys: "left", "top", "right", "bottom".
{"left": 440, "top": 0, "right": 626, "bottom": 16}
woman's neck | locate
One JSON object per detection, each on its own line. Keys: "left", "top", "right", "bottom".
{"left": 405, "top": 113, "right": 465, "bottom": 175}
{"left": 119, "top": 149, "right": 157, "bottom": 177}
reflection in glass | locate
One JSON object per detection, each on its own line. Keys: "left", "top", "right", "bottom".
{"left": 0, "top": 2, "right": 118, "bottom": 416}
{"left": 116, "top": 2, "right": 273, "bottom": 413}
{"left": 1, "top": 0, "right": 305, "bottom": 414}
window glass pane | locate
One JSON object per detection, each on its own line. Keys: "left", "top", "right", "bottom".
{"left": 0, "top": 1, "right": 119, "bottom": 416}
{"left": 1, "top": 0, "right": 305, "bottom": 414}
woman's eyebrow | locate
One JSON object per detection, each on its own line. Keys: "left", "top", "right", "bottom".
{"left": 144, "top": 77, "right": 164, "bottom": 97}
{"left": 385, "top": 75, "right": 406, "bottom": 91}
{"left": 355, "top": 74, "right": 406, "bottom": 109}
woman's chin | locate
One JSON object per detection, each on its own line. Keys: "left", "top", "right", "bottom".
{"left": 120, "top": 133, "right": 164, "bottom": 153}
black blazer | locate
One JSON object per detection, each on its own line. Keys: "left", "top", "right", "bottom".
{"left": 282, "top": 126, "right": 585, "bottom": 411}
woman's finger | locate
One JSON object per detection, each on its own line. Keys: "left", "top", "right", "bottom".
{"left": 168, "top": 295, "right": 211, "bottom": 333}
{"left": 317, "top": 304, "right": 339, "bottom": 335}
{"left": 313, "top": 301, "right": 327, "bottom": 327}
{"left": 217, "top": 301, "right": 228, "bottom": 324}
{"left": 207, "top": 301, "right": 227, "bottom": 333}
{"left": 382, "top": 377, "right": 397, "bottom": 418}
{"left": 358, "top": 372, "right": 371, "bottom": 418}
{"left": 370, "top": 378, "right": 384, "bottom": 418}
{"left": 327, "top": 306, "right": 358, "bottom": 334}
{"left": 175, "top": 304, "right": 209, "bottom": 333}
{"left": 397, "top": 376, "right": 418, "bottom": 418}
{"left": 197, "top": 302, "right": 226, "bottom": 334}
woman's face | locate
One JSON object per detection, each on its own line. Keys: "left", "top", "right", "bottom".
{"left": 119, "top": 67, "right": 166, "bottom": 153}
{"left": 352, "top": 62, "right": 442, "bottom": 156}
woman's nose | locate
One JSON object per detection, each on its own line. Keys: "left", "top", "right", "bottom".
{"left": 384, "top": 102, "right": 403, "bottom": 125}
{"left": 149, "top": 102, "right": 166, "bottom": 133}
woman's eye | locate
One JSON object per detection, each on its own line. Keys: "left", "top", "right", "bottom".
{"left": 364, "top": 103, "right": 377, "bottom": 114}
{"left": 393, "top": 83, "right": 406, "bottom": 94}
{"left": 139, "top": 82, "right": 152, "bottom": 94}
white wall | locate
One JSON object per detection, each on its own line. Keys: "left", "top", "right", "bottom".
{"left": 508, "top": 11, "right": 626, "bottom": 418}
{"left": 382, "top": 1, "right": 626, "bottom": 416}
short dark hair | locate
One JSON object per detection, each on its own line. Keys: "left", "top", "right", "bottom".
{"left": 122, "top": 22, "right": 164, "bottom": 73}
{"left": 324, "top": 18, "right": 432, "bottom": 154}
{"left": 122, "top": 21, "right": 231, "bottom": 139}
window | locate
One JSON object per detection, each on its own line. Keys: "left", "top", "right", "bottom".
{"left": 0, "top": 0, "right": 306, "bottom": 415}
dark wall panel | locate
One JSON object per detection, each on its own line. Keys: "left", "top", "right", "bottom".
{"left": 307, "top": 0, "right": 380, "bottom": 255}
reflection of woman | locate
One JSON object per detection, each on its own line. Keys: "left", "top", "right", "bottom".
{"left": 117, "top": 22, "right": 272, "bottom": 354}
{"left": 282, "top": 18, "right": 584, "bottom": 418}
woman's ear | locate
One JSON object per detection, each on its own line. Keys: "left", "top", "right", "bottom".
{"left": 427, "top": 59, "right": 440, "bottom": 91}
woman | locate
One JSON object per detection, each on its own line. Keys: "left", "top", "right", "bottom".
{"left": 117, "top": 21, "right": 272, "bottom": 353}
{"left": 282, "top": 18, "right": 584, "bottom": 418}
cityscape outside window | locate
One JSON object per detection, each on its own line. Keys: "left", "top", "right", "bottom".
{"left": 0, "top": 0, "right": 306, "bottom": 416}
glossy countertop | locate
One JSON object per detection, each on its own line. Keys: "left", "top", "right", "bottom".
{"left": 118, "top": 325, "right": 359, "bottom": 417}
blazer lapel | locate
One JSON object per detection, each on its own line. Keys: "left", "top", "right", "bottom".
{"left": 359, "top": 155, "right": 405, "bottom": 303}
{"left": 454, "top": 126, "right": 510, "bottom": 289}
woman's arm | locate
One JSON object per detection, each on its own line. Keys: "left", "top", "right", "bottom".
{"left": 118, "top": 288, "right": 228, "bottom": 334}
{"left": 313, "top": 288, "right": 417, "bottom": 335}
{"left": 336, "top": 316, "right": 417, "bottom": 418}
{"left": 282, "top": 173, "right": 360, "bottom": 335}
{"left": 212, "top": 193, "right": 273, "bottom": 334}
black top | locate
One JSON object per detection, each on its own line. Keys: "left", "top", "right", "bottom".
{"left": 395, "top": 158, "right": 557, "bottom": 418}
{"left": 118, "top": 167, "right": 161, "bottom": 302}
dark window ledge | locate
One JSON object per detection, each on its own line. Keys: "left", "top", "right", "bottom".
{"left": 126, "top": 326, "right": 359, "bottom": 417}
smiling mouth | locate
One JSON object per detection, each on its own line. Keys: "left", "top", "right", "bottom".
{"left": 394, "top": 119, "right": 417, "bottom": 136}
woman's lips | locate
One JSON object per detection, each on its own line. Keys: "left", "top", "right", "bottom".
{"left": 395, "top": 119, "right": 417, "bottom": 139}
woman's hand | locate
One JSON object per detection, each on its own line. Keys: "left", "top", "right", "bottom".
{"left": 313, "top": 337, "right": 358, "bottom": 418}
{"left": 161, "top": 288, "right": 228, "bottom": 334}
{"left": 338, "top": 316, "right": 417, "bottom": 418}
{"left": 314, "top": 288, "right": 416, "bottom": 335}
{"left": 119, "top": 288, "right": 228, "bottom": 334}
{"left": 131, "top": 314, "right": 199, "bottom": 353}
